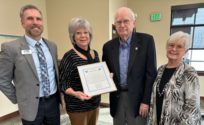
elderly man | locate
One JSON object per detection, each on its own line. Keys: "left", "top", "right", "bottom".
{"left": 102, "top": 7, "right": 157, "bottom": 125}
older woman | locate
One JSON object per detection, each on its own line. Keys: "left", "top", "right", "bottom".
{"left": 59, "top": 17, "right": 100, "bottom": 125}
{"left": 148, "top": 31, "right": 201, "bottom": 125}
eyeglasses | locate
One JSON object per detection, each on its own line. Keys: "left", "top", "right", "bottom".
{"left": 115, "top": 19, "right": 130, "bottom": 26}
{"left": 75, "top": 31, "right": 89, "bottom": 36}
{"left": 167, "top": 43, "right": 185, "bottom": 50}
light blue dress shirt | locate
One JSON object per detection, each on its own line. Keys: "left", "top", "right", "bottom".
{"left": 119, "top": 35, "right": 132, "bottom": 87}
{"left": 25, "top": 35, "right": 57, "bottom": 97}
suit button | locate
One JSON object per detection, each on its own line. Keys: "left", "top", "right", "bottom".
{"left": 36, "top": 97, "right": 39, "bottom": 99}
{"left": 36, "top": 84, "right": 39, "bottom": 86}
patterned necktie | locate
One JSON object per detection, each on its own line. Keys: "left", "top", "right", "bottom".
{"left": 35, "top": 42, "right": 50, "bottom": 97}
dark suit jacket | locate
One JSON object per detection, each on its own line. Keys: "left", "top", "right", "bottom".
{"left": 102, "top": 32, "right": 157, "bottom": 117}
{"left": 0, "top": 36, "right": 60, "bottom": 121}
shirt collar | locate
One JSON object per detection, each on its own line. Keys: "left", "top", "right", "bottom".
{"left": 119, "top": 33, "right": 132, "bottom": 46}
{"left": 25, "top": 35, "right": 44, "bottom": 47}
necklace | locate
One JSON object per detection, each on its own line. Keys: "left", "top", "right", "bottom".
{"left": 156, "top": 67, "right": 177, "bottom": 97}
{"left": 156, "top": 82, "right": 168, "bottom": 97}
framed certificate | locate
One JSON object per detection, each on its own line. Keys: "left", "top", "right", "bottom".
{"left": 77, "top": 62, "right": 117, "bottom": 96}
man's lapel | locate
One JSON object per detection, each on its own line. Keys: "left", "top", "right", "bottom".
{"left": 127, "top": 33, "right": 140, "bottom": 75}
{"left": 43, "top": 39, "right": 59, "bottom": 80}
{"left": 20, "top": 37, "right": 38, "bottom": 79}
{"left": 111, "top": 38, "right": 120, "bottom": 81}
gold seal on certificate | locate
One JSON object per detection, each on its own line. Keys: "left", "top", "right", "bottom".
{"left": 77, "top": 62, "right": 117, "bottom": 96}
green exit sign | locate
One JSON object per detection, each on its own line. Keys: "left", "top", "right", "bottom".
{"left": 150, "top": 13, "right": 161, "bottom": 21}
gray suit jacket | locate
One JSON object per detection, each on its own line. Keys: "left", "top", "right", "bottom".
{"left": 0, "top": 36, "right": 59, "bottom": 121}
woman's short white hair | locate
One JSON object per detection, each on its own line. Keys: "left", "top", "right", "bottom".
{"left": 167, "top": 31, "right": 191, "bottom": 50}
{"left": 68, "top": 17, "right": 93, "bottom": 45}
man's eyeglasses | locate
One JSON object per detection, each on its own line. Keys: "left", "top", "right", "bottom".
{"left": 115, "top": 19, "right": 130, "bottom": 26}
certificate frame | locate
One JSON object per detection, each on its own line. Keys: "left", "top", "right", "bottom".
{"left": 77, "top": 62, "right": 117, "bottom": 96}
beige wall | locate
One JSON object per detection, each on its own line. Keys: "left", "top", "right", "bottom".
{"left": 0, "top": 0, "right": 47, "bottom": 117}
{"left": 46, "top": 0, "right": 109, "bottom": 59}
{"left": 0, "top": 0, "right": 48, "bottom": 37}
{"left": 127, "top": 0, "right": 204, "bottom": 96}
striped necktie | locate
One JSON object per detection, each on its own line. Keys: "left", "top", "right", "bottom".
{"left": 35, "top": 42, "right": 50, "bottom": 97}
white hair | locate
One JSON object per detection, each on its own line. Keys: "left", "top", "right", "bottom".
{"left": 114, "top": 7, "right": 136, "bottom": 22}
{"left": 167, "top": 31, "right": 191, "bottom": 50}
{"left": 68, "top": 17, "right": 92, "bottom": 45}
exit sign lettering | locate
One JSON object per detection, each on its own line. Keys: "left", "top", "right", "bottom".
{"left": 150, "top": 13, "right": 161, "bottom": 21}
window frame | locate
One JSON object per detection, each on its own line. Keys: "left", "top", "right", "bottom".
{"left": 170, "top": 3, "right": 204, "bottom": 76}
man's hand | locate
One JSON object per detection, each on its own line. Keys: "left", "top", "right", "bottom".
{"left": 139, "top": 103, "right": 149, "bottom": 118}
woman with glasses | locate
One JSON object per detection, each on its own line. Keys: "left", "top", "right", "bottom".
{"left": 59, "top": 17, "right": 101, "bottom": 125}
{"left": 148, "top": 31, "right": 201, "bottom": 125}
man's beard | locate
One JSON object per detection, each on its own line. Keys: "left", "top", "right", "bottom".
{"left": 27, "top": 26, "right": 43, "bottom": 38}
